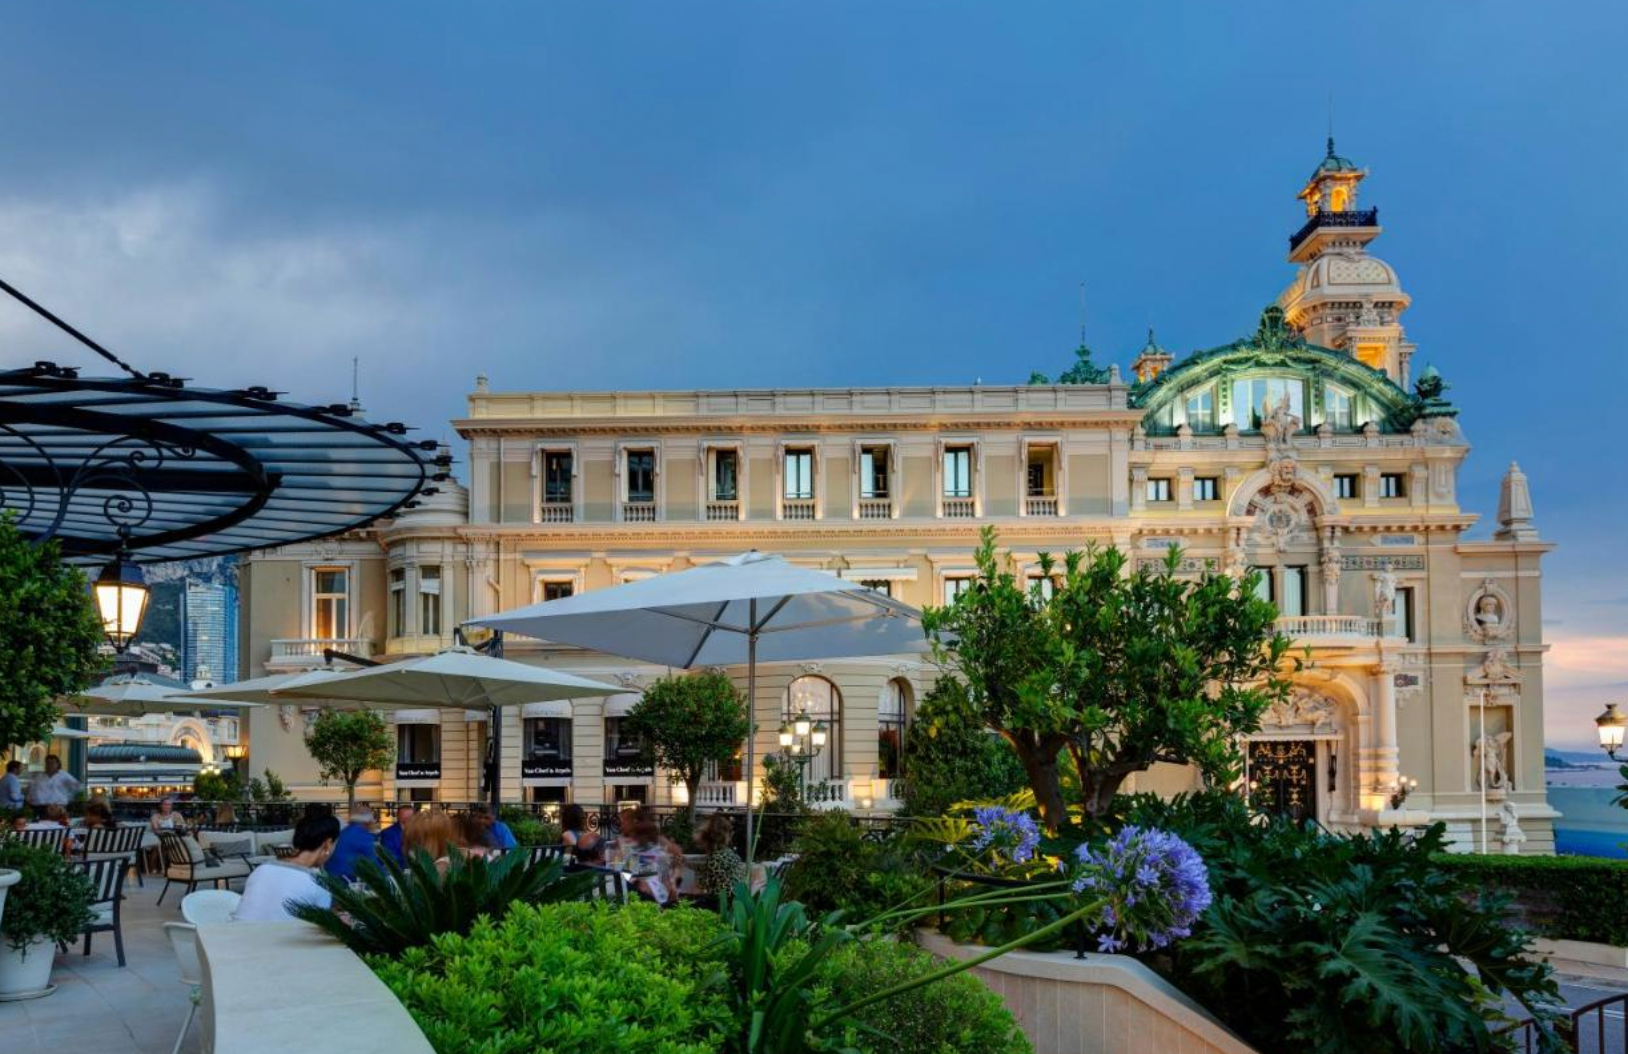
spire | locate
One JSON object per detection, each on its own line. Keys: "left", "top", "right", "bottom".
{"left": 348, "top": 356, "right": 362, "bottom": 413}
{"left": 1495, "top": 462, "right": 1538, "bottom": 541}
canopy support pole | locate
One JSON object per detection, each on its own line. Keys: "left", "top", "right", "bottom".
{"left": 745, "top": 599, "right": 757, "bottom": 867}
{"left": 490, "top": 631, "right": 504, "bottom": 816}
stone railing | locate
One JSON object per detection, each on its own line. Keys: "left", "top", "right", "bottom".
{"left": 782, "top": 499, "right": 817, "bottom": 521}
{"left": 538, "top": 502, "right": 574, "bottom": 523}
{"left": 1275, "top": 615, "right": 1381, "bottom": 639}
{"left": 915, "top": 930, "right": 1260, "bottom": 1054}
{"left": 694, "top": 780, "right": 745, "bottom": 806}
{"left": 1025, "top": 496, "right": 1059, "bottom": 517}
{"left": 705, "top": 500, "right": 739, "bottom": 521}
{"left": 268, "top": 638, "right": 374, "bottom": 669}
{"left": 805, "top": 778, "right": 853, "bottom": 809}
{"left": 621, "top": 501, "right": 657, "bottom": 523}
{"left": 857, "top": 498, "right": 893, "bottom": 520}
{"left": 942, "top": 497, "right": 977, "bottom": 518}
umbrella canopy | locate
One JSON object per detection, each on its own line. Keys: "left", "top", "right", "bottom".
{"left": 176, "top": 668, "right": 375, "bottom": 708}
{"left": 60, "top": 675, "right": 263, "bottom": 718}
{"left": 467, "top": 551, "right": 926, "bottom": 859}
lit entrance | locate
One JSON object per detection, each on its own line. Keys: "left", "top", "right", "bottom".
{"left": 1248, "top": 739, "right": 1317, "bottom": 821}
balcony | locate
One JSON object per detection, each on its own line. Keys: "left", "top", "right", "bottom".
{"left": 782, "top": 499, "right": 816, "bottom": 521}
{"left": 705, "top": 500, "right": 739, "bottom": 521}
{"left": 857, "top": 498, "right": 892, "bottom": 520}
{"left": 1288, "top": 207, "right": 1379, "bottom": 253}
{"left": 942, "top": 497, "right": 976, "bottom": 518}
{"left": 692, "top": 780, "right": 745, "bottom": 807}
{"left": 268, "top": 637, "right": 374, "bottom": 671}
{"left": 1275, "top": 614, "right": 1382, "bottom": 643}
{"left": 621, "top": 501, "right": 657, "bottom": 523}
{"left": 539, "top": 503, "right": 574, "bottom": 524}
{"left": 1025, "top": 495, "right": 1059, "bottom": 517}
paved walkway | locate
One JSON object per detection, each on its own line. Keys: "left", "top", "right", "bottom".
{"left": 0, "top": 878, "right": 200, "bottom": 1054}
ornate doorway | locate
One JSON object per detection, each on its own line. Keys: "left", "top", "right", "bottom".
{"left": 1248, "top": 739, "right": 1318, "bottom": 821}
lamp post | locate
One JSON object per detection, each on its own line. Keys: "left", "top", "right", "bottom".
{"left": 776, "top": 707, "right": 828, "bottom": 801}
{"left": 1597, "top": 703, "right": 1627, "bottom": 761}
{"left": 93, "top": 548, "right": 150, "bottom": 653}
{"left": 223, "top": 742, "right": 248, "bottom": 779}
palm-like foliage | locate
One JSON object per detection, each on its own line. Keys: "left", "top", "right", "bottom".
{"left": 291, "top": 847, "right": 595, "bottom": 956}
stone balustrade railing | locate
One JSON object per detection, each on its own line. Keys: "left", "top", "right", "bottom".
{"left": 1275, "top": 614, "right": 1381, "bottom": 639}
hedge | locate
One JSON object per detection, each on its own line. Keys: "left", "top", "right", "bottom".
{"left": 1434, "top": 853, "right": 1628, "bottom": 947}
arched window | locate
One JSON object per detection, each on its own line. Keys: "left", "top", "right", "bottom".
{"left": 785, "top": 676, "right": 842, "bottom": 785}
{"left": 878, "top": 679, "right": 911, "bottom": 781}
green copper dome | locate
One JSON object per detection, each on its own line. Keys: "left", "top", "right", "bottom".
{"left": 1311, "top": 136, "right": 1359, "bottom": 179}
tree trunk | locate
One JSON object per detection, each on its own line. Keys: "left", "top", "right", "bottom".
{"left": 1076, "top": 757, "right": 1139, "bottom": 824}
{"left": 685, "top": 773, "right": 701, "bottom": 827}
{"left": 345, "top": 781, "right": 357, "bottom": 819}
{"left": 1005, "top": 731, "right": 1069, "bottom": 833}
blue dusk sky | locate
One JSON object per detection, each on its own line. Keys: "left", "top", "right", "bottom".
{"left": 0, "top": 3, "right": 1622, "bottom": 748}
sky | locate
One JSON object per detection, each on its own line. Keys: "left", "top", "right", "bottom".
{"left": 0, "top": 3, "right": 1623, "bottom": 749}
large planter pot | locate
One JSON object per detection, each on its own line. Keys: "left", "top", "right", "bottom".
{"left": 0, "top": 868, "right": 18, "bottom": 929}
{"left": 0, "top": 934, "right": 56, "bottom": 1001}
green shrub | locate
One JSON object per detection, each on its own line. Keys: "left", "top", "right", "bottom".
{"left": 812, "top": 939, "right": 1031, "bottom": 1054}
{"left": 781, "top": 811, "right": 933, "bottom": 927}
{"left": 1433, "top": 853, "right": 1628, "bottom": 946}
{"left": 897, "top": 678, "right": 1026, "bottom": 818}
{"left": 499, "top": 809, "right": 562, "bottom": 847}
{"left": 0, "top": 840, "right": 96, "bottom": 951}
{"left": 373, "top": 900, "right": 733, "bottom": 1054}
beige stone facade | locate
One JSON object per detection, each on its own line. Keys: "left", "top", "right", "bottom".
{"left": 238, "top": 144, "right": 1555, "bottom": 851}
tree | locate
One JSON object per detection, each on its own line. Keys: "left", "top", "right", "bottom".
{"left": 924, "top": 527, "right": 1291, "bottom": 831}
{"left": 0, "top": 518, "right": 106, "bottom": 752}
{"left": 897, "top": 676, "right": 1027, "bottom": 816}
{"left": 304, "top": 709, "right": 394, "bottom": 811}
{"left": 625, "top": 670, "right": 751, "bottom": 825}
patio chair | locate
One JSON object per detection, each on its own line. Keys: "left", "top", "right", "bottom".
{"left": 82, "top": 824, "right": 148, "bottom": 888}
{"left": 573, "top": 864, "right": 628, "bottom": 904}
{"left": 156, "top": 830, "right": 251, "bottom": 905}
{"left": 181, "top": 888, "right": 242, "bottom": 926}
{"left": 72, "top": 856, "right": 130, "bottom": 966}
{"left": 7, "top": 826, "right": 70, "bottom": 853}
{"left": 164, "top": 922, "right": 203, "bottom": 1054}
{"left": 526, "top": 844, "right": 568, "bottom": 866}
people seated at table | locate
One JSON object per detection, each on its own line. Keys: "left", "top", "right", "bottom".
{"left": 324, "top": 804, "right": 378, "bottom": 881}
{"left": 469, "top": 803, "right": 517, "bottom": 850}
{"left": 378, "top": 805, "right": 415, "bottom": 866}
{"left": 27, "top": 754, "right": 80, "bottom": 808}
{"left": 81, "top": 798, "right": 115, "bottom": 831}
{"left": 695, "top": 814, "right": 746, "bottom": 899}
{"left": 620, "top": 813, "right": 677, "bottom": 905}
{"left": 572, "top": 836, "right": 608, "bottom": 868}
{"left": 150, "top": 796, "right": 184, "bottom": 834}
{"left": 403, "top": 807, "right": 459, "bottom": 874}
{"left": 560, "top": 803, "right": 599, "bottom": 856}
{"left": 233, "top": 813, "right": 341, "bottom": 922}
{"left": 455, "top": 812, "right": 496, "bottom": 859}
{"left": 213, "top": 802, "right": 238, "bottom": 827}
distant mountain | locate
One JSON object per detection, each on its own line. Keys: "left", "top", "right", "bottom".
{"left": 1546, "top": 748, "right": 1615, "bottom": 767}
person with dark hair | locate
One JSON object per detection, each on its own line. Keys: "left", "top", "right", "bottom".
{"left": 455, "top": 812, "right": 495, "bottom": 858}
{"left": 559, "top": 803, "right": 598, "bottom": 854}
{"left": 695, "top": 814, "right": 746, "bottom": 897}
{"left": 469, "top": 803, "right": 517, "bottom": 851}
{"left": 378, "top": 804, "right": 415, "bottom": 866}
{"left": 233, "top": 812, "right": 341, "bottom": 921}
{"left": 82, "top": 798, "right": 115, "bottom": 831}
{"left": 325, "top": 804, "right": 378, "bottom": 881}
{"left": 27, "top": 754, "right": 79, "bottom": 808}
{"left": 0, "top": 760, "right": 24, "bottom": 811}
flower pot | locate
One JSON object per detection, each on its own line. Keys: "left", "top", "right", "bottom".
{"left": 0, "top": 935, "right": 56, "bottom": 1001}
{"left": 0, "top": 868, "right": 18, "bottom": 930}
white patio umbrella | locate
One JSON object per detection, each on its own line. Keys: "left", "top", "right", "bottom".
{"left": 176, "top": 668, "right": 361, "bottom": 707}
{"left": 467, "top": 551, "right": 926, "bottom": 857}
{"left": 270, "top": 647, "right": 621, "bottom": 812}
{"left": 59, "top": 675, "right": 264, "bottom": 718}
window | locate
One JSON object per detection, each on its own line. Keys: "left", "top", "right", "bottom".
{"left": 397, "top": 723, "right": 440, "bottom": 764}
{"left": 530, "top": 786, "right": 569, "bottom": 804}
{"left": 1025, "top": 447, "right": 1055, "bottom": 497}
{"left": 311, "top": 567, "right": 349, "bottom": 640}
{"left": 1146, "top": 478, "right": 1173, "bottom": 503}
{"left": 878, "top": 679, "right": 910, "bottom": 780}
{"left": 785, "top": 676, "right": 841, "bottom": 784}
{"left": 1334, "top": 474, "right": 1359, "bottom": 500}
{"left": 1324, "top": 385, "right": 1353, "bottom": 431}
{"left": 1027, "top": 574, "right": 1056, "bottom": 602}
{"left": 540, "top": 580, "right": 574, "bottom": 603}
{"left": 1380, "top": 473, "right": 1406, "bottom": 498}
{"left": 1249, "top": 566, "right": 1274, "bottom": 606}
{"left": 543, "top": 451, "right": 573, "bottom": 504}
{"left": 943, "top": 446, "right": 973, "bottom": 498}
{"left": 859, "top": 446, "right": 890, "bottom": 499}
{"left": 783, "top": 449, "right": 814, "bottom": 500}
{"left": 858, "top": 579, "right": 894, "bottom": 598}
{"left": 1193, "top": 477, "right": 1219, "bottom": 502}
{"left": 943, "top": 576, "right": 974, "bottom": 604}
{"left": 1281, "top": 566, "right": 1307, "bottom": 618}
{"left": 1395, "top": 586, "right": 1417, "bottom": 642}
{"left": 604, "top": 717, "right": 644, "bottom": 761}
{"left": 712, "top": 449, "right": 739, "bottom": 501}
{"left": 388, "top": 568, "right": 406, "bottom": 638}
{"left": 416, "top": 565, "right": 442, "bottom": 636}
{"left": 1185, "top": 388, "right": 1215, "bottom": 431}
{"left": 625, "top": 450, "right": 656, "bottom": 503}
{"left": 525, "top": 717, "right": 572, "bottom": 761}
{"left": 1231, "top": 377, "right": 1304, "bottom": 430}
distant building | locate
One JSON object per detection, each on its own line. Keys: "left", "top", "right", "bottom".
{"left": 182, "top": 579, "right": 239, "bottom": 686}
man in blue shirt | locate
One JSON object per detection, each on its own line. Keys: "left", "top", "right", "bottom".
{"left": 377, "top": 804, "right": 415, "bottom": 865}
{"left": 0, "top": 761, "right": 24, "bottom": 812}
{"left": 472, "top": 803, "right": 517, "bottom": 851}
{"left": 325, "top": 804, "right": 378, "bottom": 881}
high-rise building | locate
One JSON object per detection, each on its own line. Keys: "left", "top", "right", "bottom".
{"left": 182, "top": 579, "right": 239, "bottom": 686}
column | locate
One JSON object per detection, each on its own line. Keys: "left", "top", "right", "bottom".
{"left": 1372, "top": 661, "right": 1400, "bottom": 803}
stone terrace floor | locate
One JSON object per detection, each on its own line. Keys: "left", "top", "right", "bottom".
{"left": 0, "top": 877, "right": 199, "bottom": 1054}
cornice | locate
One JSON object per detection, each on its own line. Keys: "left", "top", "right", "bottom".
{"left": 453, "top": 520, "right": 1128, "bottom": 545}
{"left": 455, "top": 412, "right": 1143, "bottom": 439}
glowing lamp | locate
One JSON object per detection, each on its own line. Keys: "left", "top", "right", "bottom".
{"left": 94, "top": 553, "right": 149, "bottom": 653}
{"left": 811, "top": 721, "right": 828, "bottom": 749}
{"left": 223, "top": 744, "right": 248, "bottom": 761}
{"left": 1598, "top": 703, "right": 1628, "bottom": 759}
{"left": 778, "top": 724, "right": 794, "bottom": 748}
{"left": 794, "top": 712, "right": 812, "bottom": 738}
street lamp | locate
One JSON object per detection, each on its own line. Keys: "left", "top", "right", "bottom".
{"left": 223, "top": 744, "right": 248, "bottom": 762}
{"left": 1597, "top": 703, "right": 1627, "bottom": 760}
{"left": 93, "top": 550, "right": 149, "bottom": 653}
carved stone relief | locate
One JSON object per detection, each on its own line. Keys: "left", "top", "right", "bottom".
{"left": 1260, "top": 688, "right": 1339, "bottom": 733}
{"left": 1472, "top": 731, "right": 1513, "bottom": 793}
{"left": 1464, "top": 578, "right": 1515, "bottom": 643}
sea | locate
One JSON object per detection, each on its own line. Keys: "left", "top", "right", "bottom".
{"left": 1545, "top": 764, "right": 1628, "bottom": 858}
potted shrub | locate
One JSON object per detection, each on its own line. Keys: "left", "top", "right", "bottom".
{"left": 0, "top": 841, "right": 94, "bottom": 1000}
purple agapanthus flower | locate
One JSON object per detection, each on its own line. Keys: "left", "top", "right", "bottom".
{"left": 968, "top": 805, "right": 1041, "bottom": 865}
{"left": 1071, "top": 825, "right": 1211, "bottom": 953}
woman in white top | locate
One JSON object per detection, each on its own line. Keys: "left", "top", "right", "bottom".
{"left": 150, "top": 796, "right": 184, "bottom": 834}
{"left": 233, "top": 814, "right": 340, "bottom": 922}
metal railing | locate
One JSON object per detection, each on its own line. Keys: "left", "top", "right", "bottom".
{"left": 621, "top": 502, "right": 657, "bottom": 523}
{"left": 1497, "top": 990, "right": 1626, "bottom": 1052}
{"left": 857, "top": 498, "right": 892, "bottom": 520}
{"left": 705, "top": 500, "right": 739, "bottom": 521}
{"left": 1288, "top": 207, "right": 1380, "bottom": 252}
{"left": 782, "top": 499, "right": 816, "bottom": 521}
{"left": 1025, "top": 496, "right": 1059, "bottom": 517}
{"left": 539, "top": 503, "right": 574, "bottom": 523}
{"left": 1275, "top": 615, "right": 1381, "bottom": 639}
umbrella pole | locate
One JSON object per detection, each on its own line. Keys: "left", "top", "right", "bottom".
{"left": 490, "top": 702, "right": 502, "bottom": 816}
{"left": 745, "top": 600, "right": 757, "bottom": 867}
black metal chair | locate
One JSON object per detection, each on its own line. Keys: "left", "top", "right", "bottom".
{"left": 73, "top": 856, "right": 130, "bottom": 966}
{"left": 81, "top": 825, "right": 148, "bottom": 889}
{"left": 6, "top": 826, "right": 70, "bottom": 853}
{"left": 156, "top": 830, "right": 251, "bottom": 905}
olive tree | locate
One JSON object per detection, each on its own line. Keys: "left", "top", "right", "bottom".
{"left": 0, "top": 519, "right": 106, "bottom": 752}
{"left": 626, "top": 670, "right": 751, "bottom": 825}
{"left": 924, "top": 527, "right": 1291, "bottom": 831}
{"left": 304, "top": 709, "right": 395, "bottom": 812}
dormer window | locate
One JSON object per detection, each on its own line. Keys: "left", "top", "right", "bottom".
{"left": 1324, "top": 385, "right": 1353, "bottom": 431}
{"left": 1185, "top": 388, "right": 1215, "bottom": 432}
{"left": 1232, "top": 377, "right": 1304, "bottom": 431}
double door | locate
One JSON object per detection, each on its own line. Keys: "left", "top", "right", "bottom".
{"left": 1248, "top": 739, "right": 1318, "bottom": 822}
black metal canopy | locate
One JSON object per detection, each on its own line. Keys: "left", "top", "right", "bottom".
{"left": 0, "top": 361, "right": 450, "bottom": 563}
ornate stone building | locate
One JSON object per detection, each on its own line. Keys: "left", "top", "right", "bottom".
{"left": 239, "top": 142, "right": 1555, "bottom": 852}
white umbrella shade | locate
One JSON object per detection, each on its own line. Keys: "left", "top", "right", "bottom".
{"left": 467, "top": 551, "right": 926, "bottom": 857}
{"left": 177, "top": 668, "right": 384, "bottom": 709}
{"left": 60, "top": 677, "right": 264, "bottom": 718}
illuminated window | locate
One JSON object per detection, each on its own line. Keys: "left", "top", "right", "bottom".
{"left": 311, "top": 568, "right": 349, "bottom": 640}
{"left": 878, "top": 679, "right": 910, "bottom": 781}
{"left": 1231, "top": 378, "right": 1304, "bottom": 431}
{"left": 1325, "top": 386, "right": 1353, "bottom": 431}
{"left": 1185, "top": 388, "right": 1215, "bottom": 431}
{"left": 418, "top": 565, "right": 442, "bottom": 636}
{"left": 1025, "top": 446, "right": 1056, "bottom": 497}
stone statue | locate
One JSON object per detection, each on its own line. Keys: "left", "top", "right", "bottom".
{"left": 1474, "top": 593, "right": 1503, "bottom": 630}
{"left": 1472, "top": 731, "right": 1513, "bottom": 792}
{"left": 1498, "top": 801, "right": 1526, "bottom": 855}
{"left": 1372, "top": 567, "right": 1398, "bottom": 619}
{"left": 1471, "top": 646, "right": 1522, "bottom": 685}
{"left": 1261, "top": 392, "right": 1301, "bottom": 457}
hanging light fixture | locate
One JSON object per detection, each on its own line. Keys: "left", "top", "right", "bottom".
{"left": 93, "top": 549, "right": 149, "bottom": 653}
{"left": 1597, "top": 703, "right": 1627, "bottom": 760}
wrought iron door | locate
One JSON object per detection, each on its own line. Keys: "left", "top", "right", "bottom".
{"left": 1248, "top": 739, "right": 1317, "bottom": 821}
